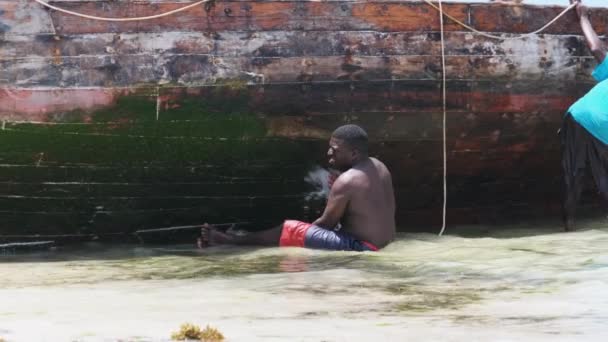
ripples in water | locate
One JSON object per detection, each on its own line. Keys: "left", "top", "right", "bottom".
{"left": 1, "top": 221, "right": 608, "bottom": 341}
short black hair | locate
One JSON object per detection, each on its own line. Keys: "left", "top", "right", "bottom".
{"left": 332, "top": 124, "right": 369, "bottom": 154}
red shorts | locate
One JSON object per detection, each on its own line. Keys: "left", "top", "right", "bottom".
{"left": 279, "top": 220, "right": 378, "bottom": 252}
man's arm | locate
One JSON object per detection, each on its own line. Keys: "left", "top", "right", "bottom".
{"left": 572, "top": 1, "right": 606, "bottom": 63}
{"left": 313, "top": 176, "right": 349, "bottom": 229}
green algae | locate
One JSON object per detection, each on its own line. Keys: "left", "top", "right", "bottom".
{"left": 0, "top": 92, "right": 311, "bottom": 166}
{"left": 212, "top": 79, "right": 249, "bottom": 92}
{"left": 0, "top": 89, "right": 321, "bottom": 234}
{"left": 392, "top": 290, "right": 482, "bottom": 312}
{"left": 105, "top": 254, "right": 293, "bottom": 279}
{"left": 171, "top": 323, "right": 225, "bottom": 342}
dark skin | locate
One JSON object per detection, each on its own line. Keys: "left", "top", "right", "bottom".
{"left": 570, "top": 0, "right": 606, "bottom": 64}
{"left": 563, "top": 0, "right": 607, "bottom": 231}
{"left": 199, "top": 135, "right": 396, "bottom": 249}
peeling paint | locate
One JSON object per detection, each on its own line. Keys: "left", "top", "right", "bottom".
{"left": 0, "top": 88, "right": 116, "bottom": 119}
{"left": 0, "top": 0, "right": 55, "bottom": 34}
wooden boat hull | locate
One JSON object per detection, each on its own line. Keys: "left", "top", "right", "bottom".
{"left": 1, "top": 0, "right": 607, "bottom": 238}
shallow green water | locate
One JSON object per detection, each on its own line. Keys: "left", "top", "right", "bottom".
{"left": 1, "top": 220, "right": 608, "bottom": 341}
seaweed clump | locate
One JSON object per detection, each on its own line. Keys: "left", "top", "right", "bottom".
{"left": 171, "top": 323, "right": 225, "bottom": 341}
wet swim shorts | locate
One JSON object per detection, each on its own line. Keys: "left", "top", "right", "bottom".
{"left": 279, "top": 220, "right": 378, "bottom": 251}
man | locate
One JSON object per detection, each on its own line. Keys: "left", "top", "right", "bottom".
{"left": 199, "top": 124, "right": 396, "bottom": 251}
{"left": 562, "top": 0, "right": 608, "bottom": 231}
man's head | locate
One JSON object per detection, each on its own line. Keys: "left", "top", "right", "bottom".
{"left": 328, "top": 124, "right": 369, "bottom": 171}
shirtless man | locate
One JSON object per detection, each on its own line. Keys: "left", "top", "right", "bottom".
{"left": 199, "top": 124, "right": 396, "bottom": 251}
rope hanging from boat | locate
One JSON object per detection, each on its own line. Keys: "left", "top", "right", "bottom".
{"left": 437, "top": 0, "right": 448, "bottom": 236}
{"left": 433, "top": 1, "right": 574, "bottom": 236}
{"left": 32, "top": 0, "right": 213, "bottom": 22}
{"left": 32, "top": 0, "right": 577, "bottom": 39}
{"left": 424, "top": 1, "right": 577, "bottom": 40}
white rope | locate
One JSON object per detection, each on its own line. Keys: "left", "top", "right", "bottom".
{"left": 32, "top": 0, "right": 212, "bottom": 22}
{"left": 430, "top": 0, "right": 575, "bottom": 236}
{"left": 437, "top": 0, "right": 448, "bottom": 237}
{"left": 32, "top": 0, "right": 576, "bottom": 37}
{"left": 422, "top": 0, "right": 577, "bottom": 40}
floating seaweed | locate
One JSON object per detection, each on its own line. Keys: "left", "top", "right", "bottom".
{"left": 171, "top": 323, "right": 225, "bottom": 342}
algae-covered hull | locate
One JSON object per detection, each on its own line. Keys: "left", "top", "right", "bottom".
{"left": 1, "top": 0, "right": 608, "bottom": 239}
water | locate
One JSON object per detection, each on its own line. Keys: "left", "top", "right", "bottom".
{"left": 1, "top": 219, "right": 608, "bottom": 341}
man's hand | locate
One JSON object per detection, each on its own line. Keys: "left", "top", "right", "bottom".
{"left": 576, "top": 3, "right": 588, "bottom": 19}
{"left": 569, "top": 0, "right": 587, "bottom": 19}
{"left": 570, "top": 0, "right": 605, "bottom": 63}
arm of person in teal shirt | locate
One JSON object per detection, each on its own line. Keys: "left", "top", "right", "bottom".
{"left": 571, "top": 0, "right": 606, "bottom": 64}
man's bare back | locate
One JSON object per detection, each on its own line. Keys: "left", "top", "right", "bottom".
{"left": 331, "top": 158, "right": 395, "bottom": 247}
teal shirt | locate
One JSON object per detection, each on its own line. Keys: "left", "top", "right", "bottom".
{"left": 569, "top": 56, "right": 608, "bottom": 144}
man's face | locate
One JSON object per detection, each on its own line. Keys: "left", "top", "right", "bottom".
{"left": 327, "top": 137, "right": 354, "bottom": 171}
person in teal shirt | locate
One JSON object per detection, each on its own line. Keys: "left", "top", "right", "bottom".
{"left": 561, "top": 0, "right": 608, "bottom": 231}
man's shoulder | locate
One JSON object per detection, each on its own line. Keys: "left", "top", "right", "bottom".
{"left": 336, "top": 168, "right": 360, "bottom": 183}
{"left": 340, "top": 160, "right": 387, "bottom": 183}
{"left": 333, "top": 168, "right": 366, "bottom": 190}
{"left": 370, "top": 157, "right": 391, "bottom": 174}
{"left": 370, "top": 157, "right": 386, "bottom": 166}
